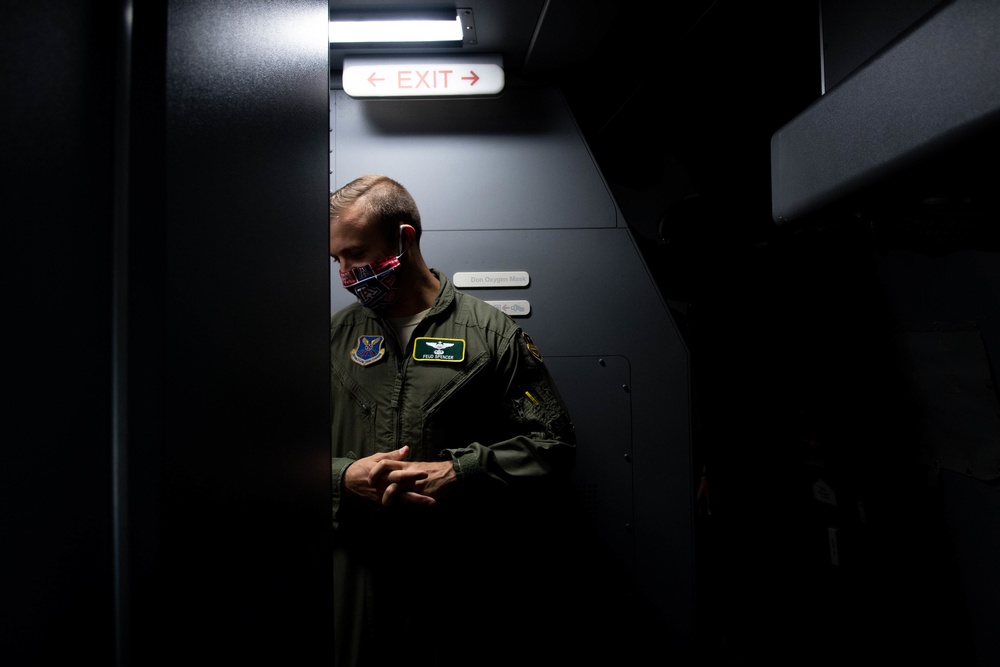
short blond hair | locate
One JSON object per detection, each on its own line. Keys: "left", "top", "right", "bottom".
{"left": 329, "top": 174, "right": 422, "bottom": 244}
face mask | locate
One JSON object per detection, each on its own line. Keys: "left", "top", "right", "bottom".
{"left": 339, "top": 227, "right": 405, "bottom": 310}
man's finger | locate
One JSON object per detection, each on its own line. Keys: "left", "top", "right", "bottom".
{"left": 386, "top": 469, "right": 427, "bottom": 483}
{"left": 381, "top": 483, "right": 435, "bottom": 508}
{"left": 399, "top": 491, "right": 436, "bottom": 507}
{"left": 381, "top": 482, "right": 400, "bottom": 507}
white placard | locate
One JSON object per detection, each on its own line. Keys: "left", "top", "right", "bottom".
{"left": 485, "top": 300, "right": 531, "bottom": 317}
{"left": 453, "top": 271, "right": 529, "bottom": 288}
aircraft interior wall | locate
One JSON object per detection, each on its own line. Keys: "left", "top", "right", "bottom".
{"left": 760, "top": 1, "right": 1000, "bottom": 663}
{"left": 329, "top": 85, "right": 695, "bottom": 646}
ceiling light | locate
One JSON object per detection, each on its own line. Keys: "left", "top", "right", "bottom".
{"left": 330, "top": 12, "right": 465, "bottom": 46}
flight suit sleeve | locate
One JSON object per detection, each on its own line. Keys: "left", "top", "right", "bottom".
{"left": 330, "top": 355, "right": 364, "bottom": 531}
{"left": 331, "top": 455, "right": 354, "bottom": 530}
{"left": 443, "top": 328, "right": 576, "bottom": 488}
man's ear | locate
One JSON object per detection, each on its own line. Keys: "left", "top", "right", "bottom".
{"left": 398, "top": 224, "right": 415, "bottom": 253}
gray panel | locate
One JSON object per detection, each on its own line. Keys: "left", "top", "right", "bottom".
{"left": 820, "top": 0, "right": 944, "bottom": 92}
{"left": 771, "top": 0, "right": 1000, "bottom": 224}
{"left": 138, "top": 1, "right": 333, "bottom": 663}
{"left": 330, "top": 87, "right": 620, "bottom": 230}
{"left": 544, "top": 355, "right": 634, "bottom": 577}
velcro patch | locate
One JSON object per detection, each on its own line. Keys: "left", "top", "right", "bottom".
{"left": 522, "top": 331, "right": 543, "bottom": 362}
{"left": 351, "top": 335, "right": 385, "bottom": 366}
{"left": 412, "top": 337, "right": 465, "bottom": 362}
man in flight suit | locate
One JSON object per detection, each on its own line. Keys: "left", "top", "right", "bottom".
{"left": 329, "top": 174, "right": 578, "bottom": 667}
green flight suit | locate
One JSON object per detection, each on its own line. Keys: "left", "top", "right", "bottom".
{"left": 331, "top": 270, "right": 576, "bottom": 667}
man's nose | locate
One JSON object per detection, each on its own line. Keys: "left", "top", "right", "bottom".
{"left": 338, "top": 259, "right": 361, "bottom": 275}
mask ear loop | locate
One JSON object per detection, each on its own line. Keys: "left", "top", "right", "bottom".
{"left": 397, "top": 225, "right": 405, "bottom": 257}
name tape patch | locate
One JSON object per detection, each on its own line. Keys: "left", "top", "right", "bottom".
{"left": 412, "top": 337, "right": 465, "bottom": 362}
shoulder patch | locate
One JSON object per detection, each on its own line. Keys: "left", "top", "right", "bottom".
{"left": 351, "top": 335, "right": 386, "bottom": 366}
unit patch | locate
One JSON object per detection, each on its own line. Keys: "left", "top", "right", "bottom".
{"left": 351, "top": 335, "right": 386, "bottom": 366}
{"left": 522, "top": 331, "right": 543, "bottom": 362}
{"left": 413, "top": 337, "right": 466, "bottom": 362}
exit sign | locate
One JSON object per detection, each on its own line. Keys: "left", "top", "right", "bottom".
{"left": 342, "top": 56, "right": 504, "bottom": 98}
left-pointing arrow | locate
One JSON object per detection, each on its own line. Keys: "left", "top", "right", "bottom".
{"left": 367, "top": 72, "right": 384, "bottom": 87}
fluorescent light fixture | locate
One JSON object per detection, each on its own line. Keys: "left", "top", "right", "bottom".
{"left": 330, "top": 15, "right": 463, "bottom": 45}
